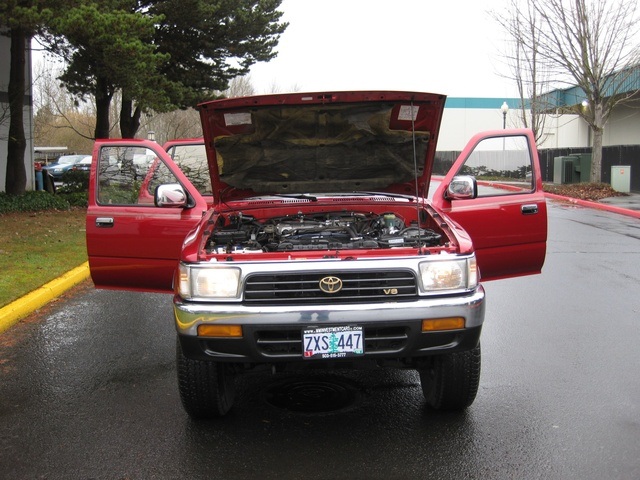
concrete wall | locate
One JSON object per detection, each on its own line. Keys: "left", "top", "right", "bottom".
{"left": 438, "top": 98, "right": 519, "bottom": 151}
{"left": 603, "top": 97, "right": 640, "bottom": 146}
{"left": 438, "top": 97, "right": 590, "bottom": 151}
{"left": 537, "top": 114, "right": 590, "bottom": 150}
{"left": 441, "top": 95, "right": 640, "bottom": 152}
{"left": 537, "top": 97, "right": 640, "bottom": 150}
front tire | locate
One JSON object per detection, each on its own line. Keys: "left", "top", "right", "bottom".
{"left": 176, "top": 337, "right": 236, "bottom": 418}
{"left": 418, "top": 343, "right": 481, "bottom": 411}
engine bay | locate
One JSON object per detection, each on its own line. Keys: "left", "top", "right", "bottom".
{"left": 206, "top": 210, "right": 443, "bottom": 254}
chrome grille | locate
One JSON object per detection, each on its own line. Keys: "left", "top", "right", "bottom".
{"left": 244, "top": 270, "right": 418, "bottom": 304}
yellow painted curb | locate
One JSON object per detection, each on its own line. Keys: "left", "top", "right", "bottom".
{"left": 0, "top": 262, "right": 91, "bottom": 334}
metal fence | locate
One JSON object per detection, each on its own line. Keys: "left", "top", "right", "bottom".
{"left": 538, "top": 146, "right": 639, "bottom": 191}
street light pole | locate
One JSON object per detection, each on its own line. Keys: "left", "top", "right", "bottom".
{"left": 501, "top": 101, "right": 509, "bottom": 129}
{"left": 500, "top": 102, "right": 509, "bottom": 176}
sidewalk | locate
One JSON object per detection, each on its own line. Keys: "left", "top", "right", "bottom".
{"left": 1, "top": 192, "right": 639, "bottom": 335}
{"left": 597, "top": 193, "right": 640, "bottom": 213}
{"left": 545, "top": 191, "right": 640, "bottom": 218}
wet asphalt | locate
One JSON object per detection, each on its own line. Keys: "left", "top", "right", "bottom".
{"left": 1, "top": 200, "right": 639, "bottom": 480}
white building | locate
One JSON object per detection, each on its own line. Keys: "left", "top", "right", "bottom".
{"left": 439, "top": 93, "right": 640, "bottom": 151}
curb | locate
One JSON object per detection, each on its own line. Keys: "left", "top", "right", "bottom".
{"left": 544, "top": 193, "right": 640, "bottom": 219}
{"left": 0, "top": 262, "right": 91, "bottom": 335}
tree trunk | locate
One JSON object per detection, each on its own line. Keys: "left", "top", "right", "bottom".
{"left": 94, "top": 76, "right": 113, "bottom": 139}
{"left": 119, "top": 95, "right": 142, "bottom": 139}
{"left": 590, "top": 127, "right": 603, "bottom": 183}
{"left": 590, "top": 103, "right": 605, "bottom": 183}
{"left": 5, "top": 27, "right": 28, "bottom": 195}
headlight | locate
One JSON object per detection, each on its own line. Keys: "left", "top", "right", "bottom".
{"left": 419, "top": 256, "right": 478, "bottom": 292}
{"left": 178, "top": 264, "right": 240, "bottom": 299}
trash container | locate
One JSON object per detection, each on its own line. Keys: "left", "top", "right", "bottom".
{"left": 43, "top": 170, "right": 56, "bottom": 194}
{"left": 611, "top": 166, "right": 631, "bottom": 193}
{"left": 34, "top": 163, "right": 44, "bottom": 191}
{"left": 569, "top": 153, "right": 592, "bottom": 183}
{"left": 553, "top": 156, "right": 578, "bottom": 184}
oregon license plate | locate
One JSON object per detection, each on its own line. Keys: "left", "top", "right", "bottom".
{"left": 302, "top": 326, "right": 364, "bottom": 359}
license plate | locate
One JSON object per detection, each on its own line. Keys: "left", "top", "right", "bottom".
{"left": 302, "top": 326, "right": 364, "bottom": 360}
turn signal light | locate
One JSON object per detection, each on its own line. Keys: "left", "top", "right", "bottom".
{"left": 422, "top": 317, "right": 465, "bottom": 332}
{"left": 197, "top": 325, "right": 243, "bottom": 337}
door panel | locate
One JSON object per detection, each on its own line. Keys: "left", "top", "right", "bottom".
{"left": 86, "top": 140, "right": 208, "bottom": 292}
{"left": 432, "top": 130, "right": 547, "bottom": 281}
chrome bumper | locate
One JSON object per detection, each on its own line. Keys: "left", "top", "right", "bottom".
{"left": 174, "top": 287, "right": 485, "bottom": 363}
{"left": 174, "top": 286, "right": 485, "bottom": 335}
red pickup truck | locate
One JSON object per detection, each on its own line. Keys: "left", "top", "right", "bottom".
{"left": 86, "top": 91, "right": 547, "bottom": 418}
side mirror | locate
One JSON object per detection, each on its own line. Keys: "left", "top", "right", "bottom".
{"left": 155, "top": 183, "right": 188, "bottom": 207}
{"left": 445, "top": 175, "right": 477, "bottom": 200}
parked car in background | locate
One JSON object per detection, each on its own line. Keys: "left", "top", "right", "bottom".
{"left": 42, "top": 154, "right": 90, "bottom": 180}
{"left": 71, "top": 156, "right": 93, "bottom": 173}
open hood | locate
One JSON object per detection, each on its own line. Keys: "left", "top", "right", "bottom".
{"left": 198, "top": 91, "right": 446, "bottom": 202}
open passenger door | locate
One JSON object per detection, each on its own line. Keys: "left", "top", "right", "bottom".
{"left": 431, "top": 129, "right": 547, "bottom": 281}
{"left": 86, "top": 140, "right": 208, "bottom": 293}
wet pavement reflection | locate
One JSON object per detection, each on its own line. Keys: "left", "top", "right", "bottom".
{"left": 1, "top": 202, "right": 640, "bottom": 479}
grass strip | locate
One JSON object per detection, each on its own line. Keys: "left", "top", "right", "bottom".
{"left": 0, "top": 209, "right": 87, "bottom": 307}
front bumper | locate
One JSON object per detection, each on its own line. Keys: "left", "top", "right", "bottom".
{"left": 175, "top": 285, "right": 485, "bottom": 363}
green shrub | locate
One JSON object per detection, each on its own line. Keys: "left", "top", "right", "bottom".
{"left": 0, "top": 191, "right": 71, "bottom": 214}
{"left": 59, "top": 170, "right": 89, "bottom": 193}
{"left": 58, "top": 192, "right": 88, "bottom": 208}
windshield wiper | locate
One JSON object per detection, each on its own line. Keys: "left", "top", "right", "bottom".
{"left": 356, "top": 191, "right": 417, "bottom": 200}
{"left": 261, "top": 193, "right": 318, "bottom": 202}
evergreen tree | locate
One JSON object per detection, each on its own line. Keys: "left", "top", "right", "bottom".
{"left": 46, "top": 2, "right": 167, "bottom": 139}
{"left": 46, "top": 0, "right": 287, "bottom": 139}
{"left": 120, "top": 0, "right": 288, "bottom": 138}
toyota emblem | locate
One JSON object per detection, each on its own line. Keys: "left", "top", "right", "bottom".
{"left": 319, "top": 276, "right": 343, "bottom": 294}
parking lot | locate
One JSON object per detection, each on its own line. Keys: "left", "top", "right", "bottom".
{"left": 1, "top": 200, "right": 639, "bottom": 479}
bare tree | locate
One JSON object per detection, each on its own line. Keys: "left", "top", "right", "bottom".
{"left": 502, "top": 0, "right": 640, "bottom": 182}
{"left": 31, "top": 68, "right": 298, "bottom": 149}
{"left": 493, "top": 0, "right": 552, "bottom": 143}
{"left": 142, "top": 109, "right": 202, "bottom": 144}
{"left": 32, "top": 59, "right": 96, "bottom": 153}
{"left": 140, "top": 75, "right": 262, "bottom": 143}
{"left": 225, "top": 75, "right": 256, "bottom": 98}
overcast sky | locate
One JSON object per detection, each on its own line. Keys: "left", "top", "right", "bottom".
{"left": 248, "top": 0, "right": 518, "bottom": 98}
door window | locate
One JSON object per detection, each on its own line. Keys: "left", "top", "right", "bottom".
{"left": 457, "top": 135, "right": 533, "bottom": 196}
{"left": 97, "top": 146, "right": 180, "bottom": 205}
{"left": 166, "top": 143, "right": 213, "bottom": 195}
